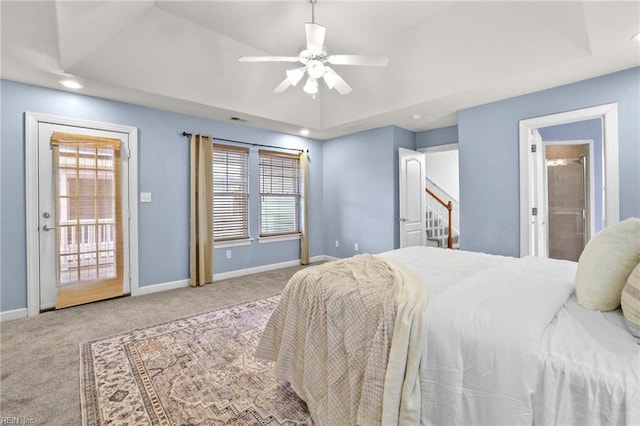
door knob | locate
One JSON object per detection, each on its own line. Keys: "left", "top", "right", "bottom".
{"left": 42, "top": 224, "right": 56, "bottom": 231}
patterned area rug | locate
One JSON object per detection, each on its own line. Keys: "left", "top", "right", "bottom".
{"left": 80, "top": 295, "right": 310, "bottom": 425}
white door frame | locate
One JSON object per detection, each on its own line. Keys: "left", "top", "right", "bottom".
{"left": 519, "top": 103, "right": 619, "bottom": 257}
{"left": 25, "top": 112, "right": 139, "bottom": 316}
{"left": 418, "top": 142, "right": 459, "bottom": 154}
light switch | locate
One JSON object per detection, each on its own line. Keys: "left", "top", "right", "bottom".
{"left": 140, "top": 192, "right": 152, "bottom": 203}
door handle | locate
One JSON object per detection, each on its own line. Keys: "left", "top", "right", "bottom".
{"left": 400, "top": 217, "right": 407, "bottom": 222}
{"left": 42, "top": 224, "right": 56, "bottom": 231}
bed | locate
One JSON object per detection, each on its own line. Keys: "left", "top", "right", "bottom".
{"left": 255, "top": 246, "right": 640, "bottom": 425}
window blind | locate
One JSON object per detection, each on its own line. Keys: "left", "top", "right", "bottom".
{"left": 259, "top": 150, "right": 301, "bottom": 236}
{"left": 213, "top": 144, "right": 249, "bottom": 241}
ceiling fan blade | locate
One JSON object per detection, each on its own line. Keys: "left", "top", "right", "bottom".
{"left": 323, "top": 67, "right": 352, "bottom": 95}
{"left": 273, "top": 77, "right": 292, "bottom": 93}
{"left": 286, "top": 67, "right": 306, "bottom": 86}
{"left": 239, "top": 56, "right": 299, "bottom": 63}
{"left": 305, "top": 23, "right": 326, "bottom": 53}
{"left": 327, "top": 55, "right": 389, "bottom": 67}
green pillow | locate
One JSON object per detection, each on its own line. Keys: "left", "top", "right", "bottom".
{"left": 576, "top": 218, "right": 640, "bottom": 311}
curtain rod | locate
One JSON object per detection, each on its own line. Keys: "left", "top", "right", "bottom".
{"left": 182, "top": 132, "right": 307, "bottom": 153}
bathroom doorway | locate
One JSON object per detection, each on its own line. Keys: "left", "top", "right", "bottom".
{"left": 544, "top": 142, "right": 594, "bottom": 261}
{"left": 518, "top": 103, "right": 618, "bottom": 259}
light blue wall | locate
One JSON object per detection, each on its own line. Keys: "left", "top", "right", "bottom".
{"left": 458, "top": 66, "right": 640, "bottom": 256}
{"left": 3, "top": 66, "right": 639, "bottom": 311}
{"left": 538, "top": 119, "right": 604, "bottom": 232}
{"left": 322, "top": 126, "right": 401, "bottom": 258}
{"left": 415, "top": 125, "right": 458, "bottom": 149}
{"left": 0, "top": 80, "right": 323, "bottom": 311}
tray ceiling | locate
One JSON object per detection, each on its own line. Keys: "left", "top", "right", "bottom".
{"left": 2, "top": 1, "right": 638, "bottom": 139}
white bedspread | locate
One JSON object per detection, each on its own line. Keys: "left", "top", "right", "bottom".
{"left": 535, "top": 295, "right": 640, "bottom": 425}
{"left": 384, "top": 246, "right": 640, "bottom": 426}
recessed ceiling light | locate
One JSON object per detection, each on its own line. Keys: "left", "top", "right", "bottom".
{"left": 59, "top": 80, "right": 83, "bottom": 90}
{"left": 299, "top": 129, "right": 310, "bottom": 136}
{"left": 409, "top": 113, "right": 422, "bottom": 120}
{"left": 632, "top": 32, "right": 640, "bottom": 42}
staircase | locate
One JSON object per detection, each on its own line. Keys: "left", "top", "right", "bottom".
{"left": 426, "top": 210, "right": 459, "bottom": 249}
{"left": 425, "top": 178, "right": 460, "bottom": 249}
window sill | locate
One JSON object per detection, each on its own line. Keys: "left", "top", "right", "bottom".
{"left": 215, "top": 238, "right": 253, "bottom": 248}
{"left": 258, "top": 234, "right": 301, "bottom": 244}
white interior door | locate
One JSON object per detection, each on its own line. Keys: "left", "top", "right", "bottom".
{"left": 399, "top": 148, "right": 427, "bottom": 248}
{"left": 530, "top": 129, "right": 549, "bottom": 257}
{"left": 37, "top": 122, "right": 131, "bottom": 309}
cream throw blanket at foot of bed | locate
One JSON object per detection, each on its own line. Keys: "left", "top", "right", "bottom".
{"left": 255, "top": 254, "right": 427, "bottom": 426}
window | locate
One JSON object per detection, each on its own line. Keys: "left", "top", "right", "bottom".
{"left": 213, "top": 144, "right": 249, "bottom": 241}
{"left": 259, "top": 150, "right": 301, "bottom": 236}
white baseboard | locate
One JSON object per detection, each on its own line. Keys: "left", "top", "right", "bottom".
{"left": 214, "top": 255, "right": 331, "bottom": 281}
{"left": 2, "top": 257, "right": 334, "bottom": 318}
{"left": 135, "top": 279, "right": 191, "bottom": 296}
{"left": 0, "top": 308, "right": 28, "bottom": 322}
{"left": 134, "top": 256, "right": 331, "bottom": 296}
{"left": 322, "top": 255, "right": 339, "bottom": 261}
{"left": 311, "top": 255, "right": 335, "bottom": 262}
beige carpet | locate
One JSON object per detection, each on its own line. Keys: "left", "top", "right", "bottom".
{"left": 0, "top": 264, "right": 315, "bottom": 425}
{"left": 81, "top": 295, "right": 309, "bottom": 425}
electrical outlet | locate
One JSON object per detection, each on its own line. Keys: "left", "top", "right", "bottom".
{"left": 354, "top": 243, "right": 359, "bottom": 251}
{"left": 335, "top": 240, "right": 339, "bottom": 248}
{"left": 226, "top": 250, "right": 231, "bottom": 259}
{"left": 140, "top": 192, "right": 152, "bottom": 203}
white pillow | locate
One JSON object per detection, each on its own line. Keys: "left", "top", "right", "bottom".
{"left": 576, "top": 217, "right": 640, "bottom": 311}
{"left": 621, "top": 262, "right": 640, "bottom": 338}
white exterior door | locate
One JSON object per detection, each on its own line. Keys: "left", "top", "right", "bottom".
{"left": 399, "top": 148, "right": 427, "bottom": 248}
{"left": 37, "top": 122, "right": 132, "bottom": 310}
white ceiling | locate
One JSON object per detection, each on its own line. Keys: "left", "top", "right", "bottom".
{"left": 2, "top": 1, "right": 639, "bottom": 140}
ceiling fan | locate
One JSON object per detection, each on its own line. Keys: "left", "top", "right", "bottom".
{"left": 238, "top": 0, "right": 389, "bottom": 97}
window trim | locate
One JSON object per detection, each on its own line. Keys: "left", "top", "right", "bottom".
{"left": 216, "top": 238, "right": 254, "bottom": 248}
{"left": 258, "top": 233, "right": 301, "bottom": 244}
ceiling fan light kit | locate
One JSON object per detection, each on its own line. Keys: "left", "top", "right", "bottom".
{"left": 303, "top": 77, "right": 319, "bottom": 95}
{"left": 238, "top": 0, "right": 388, "bottom": 97}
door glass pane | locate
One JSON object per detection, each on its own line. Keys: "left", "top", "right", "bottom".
{"left": 98, "top": 251, "right": 116, "bottom": 279}
{"left": 55, "top": 141, "right": 121, "bottom": 287}
{"left": 59, "top": 254, "right": 78, "bottom": 285}
{"left": 59, "top": 225, "right": 77, "bottom": 255}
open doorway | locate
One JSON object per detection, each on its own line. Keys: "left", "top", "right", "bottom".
{"left": 544, "top": 141, "right": 594, "bottom": 261}
{"left": 419, "top": 144, "right": 460, "bottom": 248}
{"left": 519, "top": 103, "right": 619, "bottom": 258}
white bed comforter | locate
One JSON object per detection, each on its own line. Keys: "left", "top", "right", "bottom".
{"left": 384, "top": 247, "right": 640, "bottom": 426}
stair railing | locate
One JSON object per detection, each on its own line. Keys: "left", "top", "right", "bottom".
{"left": 426, "top": 188, "right": 453, "bottom": 249}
